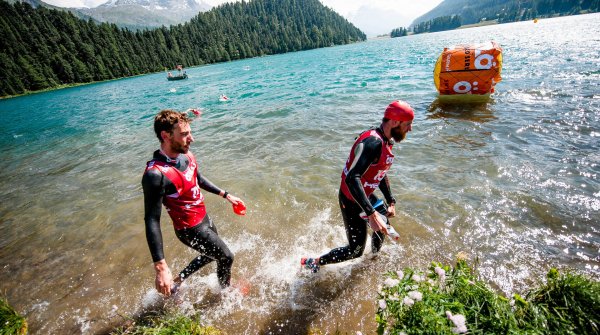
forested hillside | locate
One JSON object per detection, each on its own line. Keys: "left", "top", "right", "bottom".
{"left": 412, "top": 0, "right": 599, "bottom": 27}
{"left": 0, "top": 0, "right": 366, "bottom": 97}
{"left": 412, "top": 15, "right": 461, "bottom": 34}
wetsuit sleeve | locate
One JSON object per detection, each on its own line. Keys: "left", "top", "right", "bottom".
{"left": 197, "top": 172, "right": 223, "bottom": 195}
{"left": 142, "top": 168, "right": 166, "bottom": 262}
{"left": 345, "top": 136, "right": 382, "bottom": 216}
{"left": 378, "top": 175, "right": 396, "bottom": 205}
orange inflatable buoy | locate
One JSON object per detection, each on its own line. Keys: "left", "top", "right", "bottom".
{"left": 434, "top": 41, "right": 503, "bottom": 100}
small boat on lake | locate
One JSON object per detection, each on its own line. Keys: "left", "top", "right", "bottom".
{"left": 167, "top": 73, "right": 187, "bottom": 81}
{"left": 167, "top": 65, "right": 187, "bottom": 81}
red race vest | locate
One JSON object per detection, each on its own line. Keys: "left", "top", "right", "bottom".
{"left": 340, "top": 129, "right": 394, "bottom": 201}
{"left": 145, "top": 152, "right": 206, "bottom": 230}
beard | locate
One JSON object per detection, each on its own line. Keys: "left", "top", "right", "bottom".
{"left": 171, "top": 141, "right": 189, "bottom": 154}
{"left": 391, "top": 126, "right": 406, "bottom": 142}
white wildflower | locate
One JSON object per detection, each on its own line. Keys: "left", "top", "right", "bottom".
{"left": 384, "top": 278, "right": 400, "bottom": 288}
{"left": 402, "top": 297, "right": 414, "bottom": 307}
{"left": 396, "top": 270, "right": 404, "bottom": 279}
{"left": 356, "top": 332, "right": 363, "bottom": 335}
{"left": 446, "top": 311, "right": 467, "bottom": 334}
{"left": 435, "top": 266, "right": 446, "bottom": 283}
{"left": 451, "top": 314, "right": 466, "bottom": 325}
{"left": 452, "top": 325, "right": 468, "bottom": 334}
{"left": 411, "top": 284, "right": 419, "bottom": 290}
{"left": 408, "top": 290, "right": 423, "bottom": 301}
{"left": 378, "top": 299, "right": 387, "bottom": 310}
{"left": 389, "top": 294, "right": 400, "bottom": 301}
{"left": 411, "top": 274, "right": 423, "bottom": 282}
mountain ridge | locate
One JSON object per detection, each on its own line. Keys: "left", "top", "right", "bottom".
{"left": 5, "top": 0, "right": 213, "bottom": 30}
{"left": 78, "top": 0, "right": 212, "bottom": 29}
{"left": 5, "top": 0, "right": 96, "bottom": 21}
{"left": 411, "top": 0, "right": 600, "bottom": 27}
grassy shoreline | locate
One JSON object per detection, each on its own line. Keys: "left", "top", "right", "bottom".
{"left": 0, "top": 296, "right": 27, "bottom": 335}
{"left": 0, "top": 70, "right": 171, "bottom": 100}
{"left": 376, "top": 257, "right": 600, "bottom": 334}
{"left": 2, "top": 261, "right": 598, "bottom": 334}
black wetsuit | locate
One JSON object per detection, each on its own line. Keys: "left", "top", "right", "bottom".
{"left": 319, "top": 127, "right": 396, "bottom": 265}
{"left": 142, "top": 150, "right": 234, "bottom": 287}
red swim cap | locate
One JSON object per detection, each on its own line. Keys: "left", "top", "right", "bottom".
{"left": 384, "top": 100, "right": 414, "bottom": 121}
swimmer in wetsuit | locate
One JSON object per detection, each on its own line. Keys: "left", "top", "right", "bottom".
{"left": 142, "top": 109, "right": 245, "bottom": 296}
{"left": 302, "top": 100, "right": 414, "bottom": 272}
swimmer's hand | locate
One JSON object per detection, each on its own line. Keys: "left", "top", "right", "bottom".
{"left": 154, "top": 260, "right": 174, "bottom": 296}
{"left": 225, "top": 193, "right": 243, "bottom": 206}
{"left": 225, "top": 194, "right": 246, "bottom": 215}
{"left": 368, "top": 212, "right": 388, "bottom": 235}
{"left": 387, "top": 203, "right": 396, "bottom": 218}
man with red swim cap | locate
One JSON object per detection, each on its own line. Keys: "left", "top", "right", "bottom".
{"left": 302, "top": 100, "right": 414, "bottom": 272}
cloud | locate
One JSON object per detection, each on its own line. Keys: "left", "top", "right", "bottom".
{"left": 321, "top": 0, "right": 442, "bottom": 18}
{"left": 347, "top": 4, "right": 412, "bottom": 36}
{"left": 320, "top": 0, "right": 442, "bottom": 36}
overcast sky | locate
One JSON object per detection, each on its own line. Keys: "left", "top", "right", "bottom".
{"left": 42, "top": 0, "right": 443, "bottom": 36}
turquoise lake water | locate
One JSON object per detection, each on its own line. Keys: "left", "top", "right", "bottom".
{"left": 0, "top": 13, "right": 599, "bottom": 334}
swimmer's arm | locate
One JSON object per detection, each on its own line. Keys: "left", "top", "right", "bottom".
{"left": 378, "top": 175, "right": 396, "bottom": 206}
{"left": 345, "top": 136, "right": 382, "bottom": 215}
{"left": 142, "top": 169, "right": 166, "bottom": 262}
{"left": 197, "top": 171, "right": 223, "bottom": 195}
{"left": 378, "top": 175, "right": 396, "bottom": 217}
{"left": 143, "top": 170, "right": 175, "bottom": 295}
{"left": 197, "top": 172, "right": 244, "bottom": 204}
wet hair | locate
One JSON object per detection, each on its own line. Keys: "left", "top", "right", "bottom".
{"left": 153, "top": 109, "right": 192, "bottom": 143}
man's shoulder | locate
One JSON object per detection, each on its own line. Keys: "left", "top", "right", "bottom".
{"left": 144, "top": 164, "right": 163, "bottom": 176}
{"left": 141, "top": 169, "right": 162, "bottom": 195}
{"left": 143, "top": 152, "right": 166, "bottom": 179}
{"left": 142, "top": 164, "right": 163, "bottom": 186}
{"left": 360, "top": 131, "right": 383, "bottom": 146}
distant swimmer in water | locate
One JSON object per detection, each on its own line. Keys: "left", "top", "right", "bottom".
{"left": 142, "top": 109, "right": 246, "bottom": 296}
{"left": 219, "top": 94, "right": 229, "bottom": 102}
{"left": 186, "top": 108, "right": 202, "bottom": 116}
{"left": 301, "top": 100, "right": 414, "bottom": 273}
